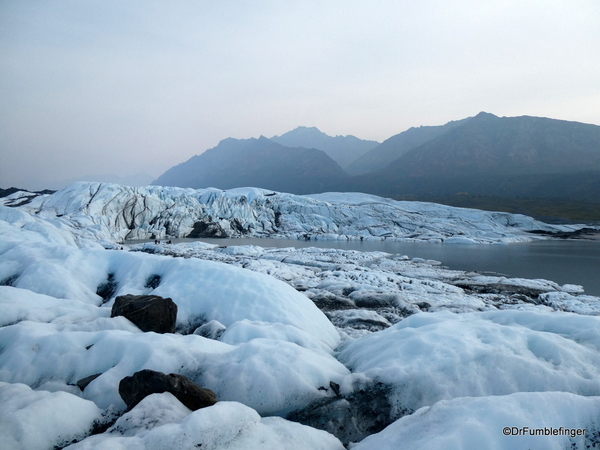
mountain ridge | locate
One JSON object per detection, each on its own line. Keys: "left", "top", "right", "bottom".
{"left": 152, "top": 114, "right": 600, "bottom": 219}
{"left": 270, "top": 126, "right": 379, "bottom": 169}
{"left": 385, "top": 112, "right": 600, "bottom": 178}
{"left": 345, "top": 117, "right": 470, "bottom": 175}
{"left": 152, "top": 135, "right": 347, "bottom": 194}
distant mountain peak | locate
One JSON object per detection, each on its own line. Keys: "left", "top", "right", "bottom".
{"left": 270, "top": 127, "right": 378, "bottom": 169}
{"left": 294, "top": 126, "right": 321, "bottom": 131}
{"left": 474, "top": 111, "right": 498, "bottom": 119}
{"left": 271, "top": 126, "right": 324, "bottom": 139}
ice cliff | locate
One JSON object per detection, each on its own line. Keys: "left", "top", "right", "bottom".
{"left": 1, "top": 181, "right": 580, "bottom": 243}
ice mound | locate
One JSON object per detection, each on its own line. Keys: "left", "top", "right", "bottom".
{"left": 0, "top": 286, "right": 105, "bottom": 328}
{"left": 351, "top": 391, "right": 600, "bottom": 450}
{"left": 107, "top": 392, "right": 192, "bottom": 436}
{"left": 64, "top": 401, "right": 345, "bottom": 450}
{"left": 1, "top": 236, "right": 340, "bottom": 349}
{"left": 339, "top": 310, "right": 600, "bottom": 413}
{"left": 0, "top": 308, "right": 349, "bottom": 415}
{"left": 0, "top": 382, "right": 103, "bottom": 450}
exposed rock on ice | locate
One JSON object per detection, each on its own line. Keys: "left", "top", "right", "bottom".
{"left": 118, "top": 369, "right": 216, "bottom": 411}
{"left": 111, "top": 295, "right": 178, "bottom": 334}
{"left": 287, "top": 380, "right": 400, "bottom": 446}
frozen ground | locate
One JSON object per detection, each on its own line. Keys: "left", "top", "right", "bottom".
{"left": 2, "top": 183, "right": 600, "bottom": 449}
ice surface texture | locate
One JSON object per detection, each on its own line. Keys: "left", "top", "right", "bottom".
{"left": 1, "top": 181, "right": 582, "bottom": 243}
{"left": 2, "top": 184, "right": 600, "bottom": 449}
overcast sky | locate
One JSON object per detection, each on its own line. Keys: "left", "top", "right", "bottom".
{"left": 1, "top": 0, "right": 599, "bottom": 190}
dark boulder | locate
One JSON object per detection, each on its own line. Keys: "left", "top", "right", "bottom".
{"left": 111, "top": 294, "right": 177, "bottom": 333}
{"left": 96, "top": 273, "right": 118, "bottom": 303}
{"left": 187, "top": 220, "right": 228, "bottom": 238}
{"left": 119, "top": 369, "right": 217, "bottom": 411}
{"left": 288, "top": 381, "right": 404, "bottom": 446}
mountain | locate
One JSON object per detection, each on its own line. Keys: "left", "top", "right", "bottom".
{"left": 270, "top": 126, "right": 379, "bottom": 169}
{"left": 152, "top": 114, "right": 600, "bottom": 220}
{"left": 388, "top": 112, "right": 600, "bottom": 177}
{"left": 349, "top": 113, "right": 600, "bottom": 204}
{"left": 345, "top": 118, "right": 469, "bottom": 175}
{"left": 152, "top": 136, "right": 347, "bottom": 194}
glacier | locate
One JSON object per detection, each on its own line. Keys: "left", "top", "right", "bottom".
{"left": 1, "top": 182, "right": 600, "bottom": 449}
{"left": 0, "top": 181, "right": 582, "bottom": 243}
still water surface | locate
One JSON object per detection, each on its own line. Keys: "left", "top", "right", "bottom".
{"left": 172, "top": 237, "right": 600, "bottom": 296}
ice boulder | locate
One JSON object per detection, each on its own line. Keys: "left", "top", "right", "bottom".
{"left": 338, "top": 310, "right": 600, "bottom": 413}
{"left": 351, "top": 391, "right": 600, "bottom": 450}
{"left": 0, "top": 381, "right": 103, "bottom": 450}
{"left": 63, "top": 401, "right": 345, "bottom": 450}
{"left": 1, "top": 233, "right": 340, "bottom": 349}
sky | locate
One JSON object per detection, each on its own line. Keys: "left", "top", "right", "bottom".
{"left": 1, "top": 0, "right": 599, "bottom": 190}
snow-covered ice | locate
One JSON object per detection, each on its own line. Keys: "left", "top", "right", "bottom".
{"left": 0, "top": 382, "right": 103, "bottom": 450}
{"left": 2, "top": 183, "right": 600, "bottom": 449}
{"left": 1, "top": 181, "right": 585, "bottom": 243}
{"left": 64, "top": 399, "right": 345, "bottom": 450}
{"left": 338, "top": 310, "right": 600, "bottom": 412}
{"left": 351, "top": 392, "right": 600, "bottom": 450}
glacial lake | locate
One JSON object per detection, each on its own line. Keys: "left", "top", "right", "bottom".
{"left": 154, "top": 237, "right": 600, "bottom": 296}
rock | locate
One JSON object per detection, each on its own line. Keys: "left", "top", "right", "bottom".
{"left": 329, "top": 381, "right": 341, "bottom": 396}
{"left": 96, "top": 273, "right": 118, "bottom": 303}
{"left": 111, "top": 294, "right": 177, "bottom": 333}
{"left": 77, "top": 373, "right": 102, "bottom": 391}
{"left": 187, "top": 220, "right": 228, "bottom": 238}
{"left": 309, "top": 292, "right": 356, "bottom": 311}
{"left": 144, "top": 274, "right": 162, "bottom": 289}
{"left": 349, "top": 292, "right": 400, "bottom": 308}
{"left": 287, "top": 381, "right": 402, "bottom": 446}
{"left": 119, "top": 369, "right": 217, "bottom": 411}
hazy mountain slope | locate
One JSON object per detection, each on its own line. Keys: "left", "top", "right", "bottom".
{"left": 270, "top": 126, "right": 379, "bottom": 169}
{"left": 345, "top": 118, "right": 469, "bottom": 175}
{"left": 349, "top": 170, "right": 600, "bottom": 203}
{"left": 347, "top": 113, "right": 600, "bottom": 203}
{"left": 152, "top": 136, "right": 347, "bottom": 194}
{"left": 389, "top": 112, "right": 600, "bottom": 177}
